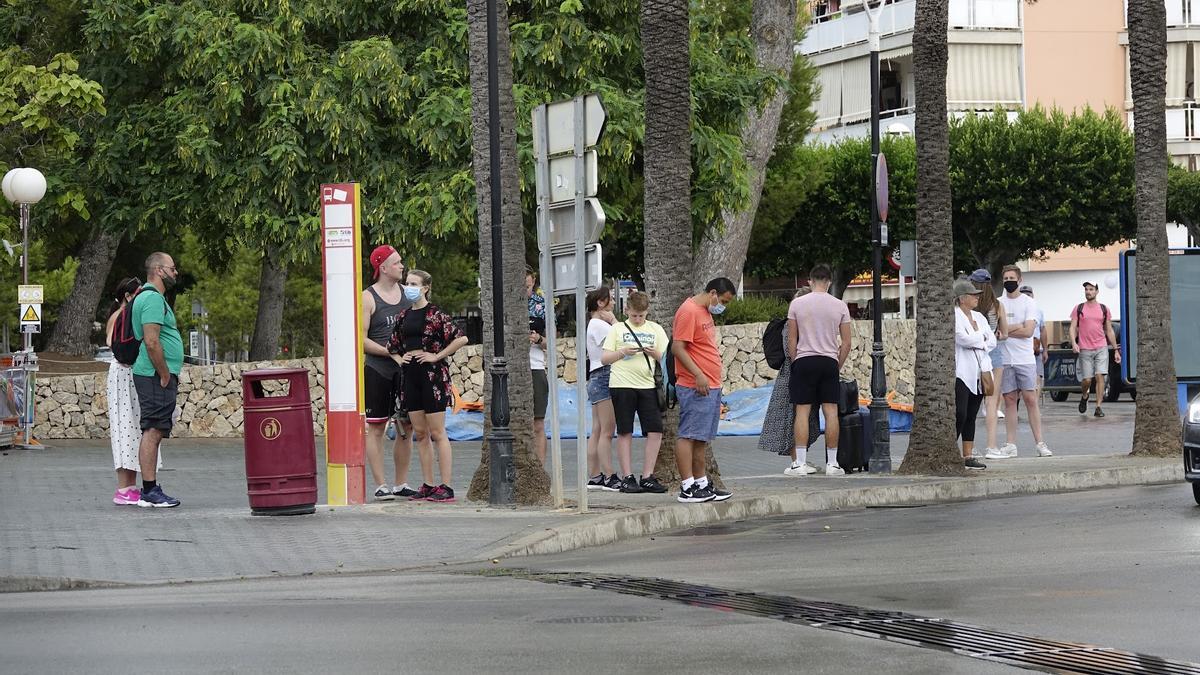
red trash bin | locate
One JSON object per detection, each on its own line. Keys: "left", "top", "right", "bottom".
{"left": 241, "top": 367, "right": 317, "bottom": 516}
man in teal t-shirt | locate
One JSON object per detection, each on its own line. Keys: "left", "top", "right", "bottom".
{"left": 131, "top": 251, "right": 184, "bottom": 508}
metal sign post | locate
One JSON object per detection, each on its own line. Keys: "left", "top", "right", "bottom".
{"left": 532, "top": 94, "right": 606, "bottom": 513}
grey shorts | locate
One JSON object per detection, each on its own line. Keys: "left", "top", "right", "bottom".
{"left": 678, "top": 387, "right": 722, "bottom": 442}
{"left": 532, "top": 369, "right": 549, "bottom": 420}
{"left": 1001, "top": 363, "right": 1038, "bottom": 394}
{"left": 1077, "top": 348, "right": 1109, "bottom": 381}
{"left": 134, "top": 373, "right": 178, "bottom": 437}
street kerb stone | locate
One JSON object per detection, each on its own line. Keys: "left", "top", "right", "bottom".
{"left": 481, "top": 459, "right": 1184, "bottom": 561}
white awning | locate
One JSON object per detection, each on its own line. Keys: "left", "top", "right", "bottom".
{"left": 881, "top": 45, "right": 913, "bottom": 61}
{"left": 1167, "top": 42, "right": 1188, "bottom": 105}
{"left": 841, "top": 56, "right": 872, "bottom": 123}
{"left": 814, "top": 62, "right": 843, "bottom": 128}
{"left": 946, "top": 43, "right": 1023, "bottom": 110}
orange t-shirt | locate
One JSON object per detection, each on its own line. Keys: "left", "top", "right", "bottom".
{"left": 673, "top": 298, "right": 722, "bottom": 389}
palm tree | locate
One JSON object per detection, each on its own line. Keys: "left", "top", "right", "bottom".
{"left": 464, "top": 0, "right": 550, "bottom": 503}
{"left": 1127, "top": 0, "right": 1182, "bottom": 458}
{"left": 641, "top": 0, "right": 719, "bottom": 482}
{"left": 898, "top": 0, "right": 963, "bottom": 475}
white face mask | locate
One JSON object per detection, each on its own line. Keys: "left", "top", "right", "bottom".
{"left": 404, "top": 286, "right": 422, "bottom": 302}
{"left": 708, "top": 302, "right": 726, "bottom": 316}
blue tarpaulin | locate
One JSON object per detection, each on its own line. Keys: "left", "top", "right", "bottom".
{"left": 444, "top": 381, "right": 912, "bottom": 441}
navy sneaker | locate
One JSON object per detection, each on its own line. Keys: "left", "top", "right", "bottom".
{"left": 137, "top": 485, "right": 180, "bottom": 508}
{"left": 706, "top": 482, "right": 732, "bottom": 502}
{"left": 639, "top": 475, "right": 668, "bottom": 494}
{"left": 392, "top": 484, "right": 418, "bottom": 498}
{"left": 677, "top": 484, "right": 715, "bottom": 504}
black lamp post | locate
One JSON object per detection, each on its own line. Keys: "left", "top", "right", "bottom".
{"left": 485, "top": 0, "right": 514, "bottom": 504}
{"left": 865, "top": 0, "right": 892, "bottom": 473}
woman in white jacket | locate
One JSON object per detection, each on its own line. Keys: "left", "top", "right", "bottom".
{"left": 954, "top": 279, "right": 997, "bottom": 470}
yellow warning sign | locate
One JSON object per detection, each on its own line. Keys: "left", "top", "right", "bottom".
{"left": 20, "top": 303, "right": 40, "bottom": 323}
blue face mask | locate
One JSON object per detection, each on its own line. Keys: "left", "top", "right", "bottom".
{"left": 404, "top": 286, "right": 423, "bottom": 302}
{"left": 708, "top": 302, "right": 726, "bottom": 316}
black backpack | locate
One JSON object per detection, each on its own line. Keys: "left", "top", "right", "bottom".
{"left": 762, "top": 317, "right": 787, "bottom": 370}
{"left": 112, "top": 287, "right": 165, "bottom": 366}
{"left": 1073, "top": 302, "right": 1109, "bottom": 344}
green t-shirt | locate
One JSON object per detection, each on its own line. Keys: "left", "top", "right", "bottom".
{"left": 603, "top": 319, "right": 668, "bottom": 390}
{"left": 131, "top": 284, "right": 184, "bottom": 377}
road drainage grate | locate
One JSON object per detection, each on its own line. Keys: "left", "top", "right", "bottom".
{"left": 487, "top": 569, "right": 1200, "bottom": 675}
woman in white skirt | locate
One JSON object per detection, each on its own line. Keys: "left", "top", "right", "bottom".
{"left": 106, "top": 277, "right": 161, "bottom": 505}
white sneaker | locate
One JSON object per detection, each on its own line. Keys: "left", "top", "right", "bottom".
{"left": 1002, "top": 443, "right": 1018, "bottom": 458}
{"left": 983, "top": 447, "right": 1007, "bottom": 460}
{"left": 1036, "top": 442, "right": 1053, "bottom": 457}
{"left": 824, "top": 463, "right": 846, "bottom": 476}
{"left": 997, "top": 409, "right": 1006, "bottom": 419}
{"left": 784, "top": 462, "right": 817, "bottom": 477}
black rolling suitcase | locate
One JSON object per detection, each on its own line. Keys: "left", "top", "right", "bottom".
{"left": 836, "top": 408, "right": 871, "bottom": 473}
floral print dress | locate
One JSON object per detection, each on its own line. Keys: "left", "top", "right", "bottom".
{"left": 386, "top": 303, "right": 466, "bottom": 412}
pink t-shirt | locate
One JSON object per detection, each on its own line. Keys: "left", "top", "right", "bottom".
{"left": 1076, "top": 302, "right": 1109, "bottom": 350}
{"left": 788, "top": 292, "right": 851, "bottom": 360}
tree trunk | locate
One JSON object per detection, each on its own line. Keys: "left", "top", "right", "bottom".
{"left": 640, "top": 0, "right": 723, "bottom": 485}
{"left": 44, "top": 227, "right": 122, "bottom": 356}
{"left": 898, "top": 0, "right": 965, "bottom": 475}
{"left": 1127, "top": 0, "right": 1182, "bottom": 458}
{"left": 692, "top": 0, "right": 798, "bottom": 287}
{"left": 248, "top": 244, "right": 286, "bottom": 361}
{"left": 465, "top": 0, "right": 549, "bottom": 504}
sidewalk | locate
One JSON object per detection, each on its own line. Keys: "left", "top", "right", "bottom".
{"left": 0, "top": 400, "right": 1180, "bottom": 590}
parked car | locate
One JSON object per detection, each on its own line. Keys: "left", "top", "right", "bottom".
{"left": 1185, "top": 393, "right": 1200, "bottom": 505}
{"left": 94, "top": 347, "right": 114, "bottom": 364}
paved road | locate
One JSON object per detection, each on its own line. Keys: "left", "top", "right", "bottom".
{"left": 2, "top": 483, "right": 1195, "bottom": 673}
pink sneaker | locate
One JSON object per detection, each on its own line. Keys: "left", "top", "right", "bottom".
{"left": 113, "top": 487, "right": 141, "bottom": 505}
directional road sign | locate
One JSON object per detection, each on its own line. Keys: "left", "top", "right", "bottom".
{"left": 535, "top": 94, "right": 607, "bottom": 157}
{"left": 549, "top": 243, "right": 603, "bottom": 296}
{"left": 543, "top": 198, "right": 605, "bottom": 249}
{"left": 548, "top": 151, "right": 598, "bottom": 204}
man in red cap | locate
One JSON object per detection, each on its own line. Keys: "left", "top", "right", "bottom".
{"left": 362, "top": 245, "right": 417, "bottom": 499}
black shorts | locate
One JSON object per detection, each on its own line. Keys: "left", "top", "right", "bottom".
{"left": 610, "top": 387, "right": 664, "bottom": 436}
{"left": 532, "top": 369, "right": 549, "bottom": 420}
{"left": 365, "top": 366, "right": 400, "bottom": 423}
{"left": 134, "top": 373, "right": 178, "bottom": 437}
{"left": 402, "top": 362, "right": 448, "bottom": 415}
{"left": 789, "top": 356, "right": 841, "bottom": 406}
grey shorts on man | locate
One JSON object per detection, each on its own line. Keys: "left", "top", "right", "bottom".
{"left": 1077, "top": 347, "right": 1108, "bottom": 381}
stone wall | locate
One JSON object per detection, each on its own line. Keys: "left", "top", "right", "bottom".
{"left": 33, "top": 320, "right": 915, "bottom": 439}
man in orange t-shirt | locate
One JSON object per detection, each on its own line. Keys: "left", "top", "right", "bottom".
{"left": 671, "top": 277, "right": 737, "bottom": 504}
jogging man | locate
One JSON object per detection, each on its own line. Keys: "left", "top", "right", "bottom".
{"left": 988, "top": 265, "right": 1053, "bottom": 459}
{"left": 1069, "top": 281, "right": 1120, "bottom": 418}
{"left": 362, "top": 245, "right": 417, "bottom": 500}
{"left": 671, "top": 277, "right": 737, "bottom": 504}
{"left": 785, "top": 264, "right": 852, "bottom": 477}
{"left": 132, "top": 252, "right": 184, "bottom": 507}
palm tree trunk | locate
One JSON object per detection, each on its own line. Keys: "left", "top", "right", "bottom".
{"left": 692, "top": 0, "right": 798, "bottom": 287}
{"left": 465, "top": 0, "right": 550, "bottom": 504}
{"left": 44, "top": 227, "right": 122, "bottom": 356}
{"left": 898, "top": 0, "right": 964, "bottom": 475}
{"left": 641, "top": 0, "right": 723, "bottom": 484}
{"left": 248, "top": 243, "right": 286, "bottom": 361}
{"left": 1127, "top": 0, "right": 1182, "bottom": 458}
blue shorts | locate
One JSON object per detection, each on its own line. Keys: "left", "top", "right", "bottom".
{"left": 678, "top": 387, "right": 722, "bottom": 442}
{"left": 987, "top": 346, "right": 1004, "bottom": 368}
{"left": 587, "top": 365, "right": 611, "bottom": 404}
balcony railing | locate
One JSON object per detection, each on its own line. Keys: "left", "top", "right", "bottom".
{"left": 1125, "top": 1, "right": 1197, "bottom": 28}
{"left": 802, "top": 0, "right": 1018, "bottom": 55}
{"left": 1166, "top": 107, "right": 1200, "bottom": 141}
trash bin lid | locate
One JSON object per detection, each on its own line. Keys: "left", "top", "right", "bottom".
{"left": 242, "top": 367, "right": 311, "bottom": 379}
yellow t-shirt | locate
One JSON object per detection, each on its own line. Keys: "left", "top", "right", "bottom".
{"left": 604, "top": 320, "right": 668, "bottom": 390}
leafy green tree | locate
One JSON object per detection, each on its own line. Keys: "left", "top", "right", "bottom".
{"left": 950, "top": 107, "right": 1135, "bottom": 281}
{"left": 1167, "top": 162, "right": 1200, "bottom": 245}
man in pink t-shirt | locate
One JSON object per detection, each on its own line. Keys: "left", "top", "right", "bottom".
{"left": 785, "top": 264, "right": 852, "bottom": 476}
{"left": 1068, "top": 281, "right": 1120, "bottom": 417}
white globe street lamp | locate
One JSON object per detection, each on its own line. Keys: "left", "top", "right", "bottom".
{"left": 3, "top": 166, "right": 48, "bottom": 447}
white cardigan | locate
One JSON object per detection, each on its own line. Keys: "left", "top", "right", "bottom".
{"left": 955, "top": 306, "right": 997, "bottom": 395}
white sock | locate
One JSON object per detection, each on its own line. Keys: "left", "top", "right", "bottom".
{"left": 394, "top": 483, "right": 409, "bottom": 491}
{"left": 826, "top": 448, "right": 838, "bottom": 466}
{"left": 682, "top": 477, "right": 695, "bottom": 490}
{"left": 696, "top": 476, "right": 709, "bottom": 489}
{"left": 793, "top": 448, "right": 806, "bottom": 466}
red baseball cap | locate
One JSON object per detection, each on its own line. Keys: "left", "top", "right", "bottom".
{"left": 370, "top": 245, "right": 398, "bottom": 279}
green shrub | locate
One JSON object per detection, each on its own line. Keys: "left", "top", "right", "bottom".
{"left": 715, "top": 295, "right": 789, "bottom": 326}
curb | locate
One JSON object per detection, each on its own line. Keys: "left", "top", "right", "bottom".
{"left": 483, "top": 463, "right": 1184, "bottom": 560}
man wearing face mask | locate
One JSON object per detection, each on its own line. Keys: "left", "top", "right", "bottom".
{"left": 991, "top": 265, "right": 1052, "bottom": 459}
{"left": 131, "top": 252, "right": 185, "bottom": 507}
{"left": 362, "top": 245, "right": 418, "bottom": 500}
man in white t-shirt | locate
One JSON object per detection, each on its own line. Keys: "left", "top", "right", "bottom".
{"left": 988, "top": 265, "right": 1052, "bottom": 459}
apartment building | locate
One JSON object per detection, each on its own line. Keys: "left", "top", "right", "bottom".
{"left": 803, "top": 0, "right": 1200, "bottom": 167}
